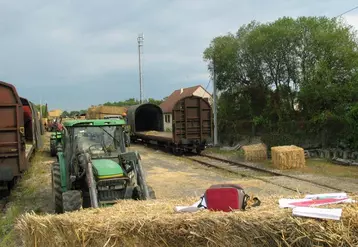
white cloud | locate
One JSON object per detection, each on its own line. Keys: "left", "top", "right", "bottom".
{"left": 79, "top": 52, "right": 138, "bottom": 75}
{"left": 50, "top": 28, "right": 76, "bottom": 43}
{"left": 1, "top": 0, "right": 358, "bottom": 109}
{"left": 344, "top": 15, "right": 358, "bottom": 31}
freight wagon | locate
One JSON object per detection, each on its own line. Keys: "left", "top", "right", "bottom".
{"left": 127, "top": 96, "right": 212, "bottom": 155}
{"left": 0, "top": 81, "right": 43, "bottom": 195}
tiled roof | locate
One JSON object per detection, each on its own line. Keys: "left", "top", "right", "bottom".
{"left": 160, "top": 85, "right": 206, "bottom": 113}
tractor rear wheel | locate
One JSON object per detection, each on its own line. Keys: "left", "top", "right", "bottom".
{"left": 62, "top": 190, "right": 82, "bottom": 212}
{"left": 52, "top": 162, "right": 63, "bottom": 213}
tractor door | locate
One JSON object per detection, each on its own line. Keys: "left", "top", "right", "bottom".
{"left": 114, "top": 126, "right": 126, "bottom": 153}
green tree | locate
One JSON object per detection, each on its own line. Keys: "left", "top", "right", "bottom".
{"left": 102, "top": 98, "right": 164, "bottom": 106}
{"left": 61, "top": 111, "right": 70, "bottom": 117}
{"left": 204, "top": 16, "right": 358, "bottom": 147}
{"left": 147, "top": 98, "right": 164, "bottom": 105}
{"left": 69, "top": 111, "right": 80, "bottom": 117}
{"left": 103, "top": 98, "right": 139, "bottom": 107}
{"left": 35, "top": 104, "right": 49, "bottom": 118}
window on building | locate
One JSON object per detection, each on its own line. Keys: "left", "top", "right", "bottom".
{"left": 165, "top": 114, "right": 171, "bottom": 123}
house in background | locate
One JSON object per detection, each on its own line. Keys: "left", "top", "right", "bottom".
{"left": 159, "top": 85, "right": 212, "bottom": 131}
{"left": 78, "top": 113, "right": 86, "bottom": 119}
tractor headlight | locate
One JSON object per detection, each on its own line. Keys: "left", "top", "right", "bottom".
{"left": 98, "top": 184, "right": 125, "bottom": 191}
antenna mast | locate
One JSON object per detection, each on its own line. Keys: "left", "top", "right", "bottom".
{"left": 137, "top": 33, "right": 144, "bottom": 104}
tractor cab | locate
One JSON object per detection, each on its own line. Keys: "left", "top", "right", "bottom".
{"left": 51, "top": 119, "right": 154, "bottom": 214}
{"left": 72, "top": 125, "right": 126, "bottom": 158}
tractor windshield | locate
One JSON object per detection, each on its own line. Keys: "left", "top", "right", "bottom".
{"left": 72, "top": 125, "right": 126, "bottom": 158}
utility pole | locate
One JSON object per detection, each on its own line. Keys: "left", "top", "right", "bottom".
{"left": 40, "top": 98, "right": 42, "bottom": 119}
{"left": 213, "top": 59, "right": 218, "bottom": 146}
{"left": 137, "top": 33, "right": 144, "bottom": 104}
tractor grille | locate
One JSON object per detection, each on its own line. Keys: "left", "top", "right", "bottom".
{"left": 98, "top": 190, "right": 126, "bottom": 202}
{"left": 97, "top": 178, "right": 128, "bottom": 202}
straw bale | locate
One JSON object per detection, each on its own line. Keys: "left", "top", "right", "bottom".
{"left": 271, "top": 145, "right": 305, "bottom": 170}
{"left": 242, "top": 143, "right": 267, "bottom": 161}
{"left": 16, "top": 196, "right": 358, "bottom": 247}
{"left": 146, "top": 130, "right": 158, "bottom": 135}
{"left": 48, "top": 109, "right": 63, "bottom": 118}
{"left": 86, "top": 106, "right": 127, "bottom": 119}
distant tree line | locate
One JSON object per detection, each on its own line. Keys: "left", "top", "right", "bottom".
{"left": 204, "top": 16, "right": 358, "bottom": 148}
{"left": 61, "top": 110, "right": 87, "bottom": 118}
{"left": 35, "top": 104, "right": 48, "bottom": 118}
{"left": 59, "top": 98, "right": 165, "bottom": 118}
{"left": 102, "top": 98, "right": 165, "bottom": 107}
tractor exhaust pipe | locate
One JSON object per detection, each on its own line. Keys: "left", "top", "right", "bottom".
{"left": 83, "top": 153, "right": 99, "bottom": 208}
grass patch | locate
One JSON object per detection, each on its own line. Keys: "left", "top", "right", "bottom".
{"left": 204, "top": 147, "right": 245, "bottom": 158}
{"left": 263, "top": 158, "right": 358, "bottom": 178}
{"left": 0, "top": 206, "right": 20, "bottom": 246}
{"left": 0, "top": 148, "right": 53, "bottom": 247}
{"left": 209, "top": 147, "right": 358, "bottom": 179}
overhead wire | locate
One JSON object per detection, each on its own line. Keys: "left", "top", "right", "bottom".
{"left": 335, "top": 5, "right": 358, "bottom": 18}
{"left": 201, "top": 79, "right": 211, "bottom": 98}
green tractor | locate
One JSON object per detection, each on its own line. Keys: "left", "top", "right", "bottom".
{"left": 51, "top": 119, "right": 155, "bottom": 214}
{"left": 50, "top": 131, "right": 62, "bottom": 157}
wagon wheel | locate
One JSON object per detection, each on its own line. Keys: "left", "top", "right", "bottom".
{"left": 172, "top": 147, "right": 183, "bottom": 156}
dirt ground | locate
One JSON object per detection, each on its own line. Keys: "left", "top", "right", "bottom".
{"left": 3, "top": 134, "right": 352, "bottom": 246}
{"left": 204, "top": 148, "right": 358, "bottom": 193}
{"left": 128, "top": 145, "right": 304, "bottom": 198}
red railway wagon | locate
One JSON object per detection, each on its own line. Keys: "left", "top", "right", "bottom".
{"left": 127, "top": 96, "right": 212, "bottom": 154}
{"left": 0, "top": 81, "right": 43, "bottom": 193}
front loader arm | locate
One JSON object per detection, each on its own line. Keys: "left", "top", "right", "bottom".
{"left": 119, "top": 151, "right": 149, "bottom": 199}
{"left": 80, "top": 153, "right": 99, "bottom": 208}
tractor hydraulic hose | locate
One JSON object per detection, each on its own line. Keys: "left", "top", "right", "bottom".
{"left": 83, "top": 153, "right": 99, "bottom": 208}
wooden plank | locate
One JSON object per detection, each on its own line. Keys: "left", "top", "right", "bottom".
{"left": 135, "top": 131, "right": 173, "bottom": 142}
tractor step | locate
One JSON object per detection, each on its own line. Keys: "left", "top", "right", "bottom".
{"left": 99, "top": 201, "right": 117, "bottom": 207}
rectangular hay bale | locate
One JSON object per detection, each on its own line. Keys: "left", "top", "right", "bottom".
{"left": 15, "top": 197, "right": 358, "bottom": 247}
{"left": 271, "top": 145, "right": 305, "bottom": 169}
{"left": 86, "top": 105, "right": 127, "bottom": 119}
{"left": 242, "top": 143, "right": 267, "bottom": 162}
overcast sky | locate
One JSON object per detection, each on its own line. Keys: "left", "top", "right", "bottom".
{"left": 1, "top": 0, "right": 358, "bottom": 111}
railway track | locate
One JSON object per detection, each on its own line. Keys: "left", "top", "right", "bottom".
{"left": 186, "top": 154, "right": 353, "bottom": 194}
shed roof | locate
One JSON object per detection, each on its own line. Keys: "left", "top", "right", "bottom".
{"left": 160, "top": 85, "right": 209, "bottom": 113}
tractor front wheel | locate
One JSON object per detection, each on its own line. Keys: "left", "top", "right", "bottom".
{"left": 52, "top": 162, "right": 63, "bottom": 213}
{"left": 50, "top": 140, "right": 57, "bottom": 157}
{"left": 132, "top": 185, "right": 156, "bottom": 200}
{"left": 148, "top": 186, "right": 156, "bottom": 199}
{"left": 62, "top": 190, "right": 82, "bottom": 212}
